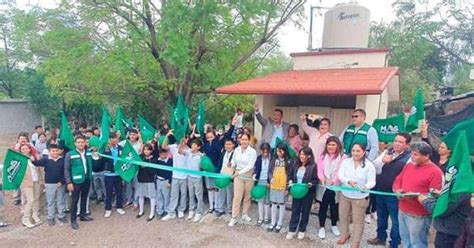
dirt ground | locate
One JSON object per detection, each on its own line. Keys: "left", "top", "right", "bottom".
{"left": 0, "top": 192, "right": 382, "bottom": 248}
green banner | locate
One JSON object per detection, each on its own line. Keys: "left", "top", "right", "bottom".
{"left": 406, "top": 88, "right": 425, "bottom": 132}
{"left": 2, "top": 149, "right": 29, "bottom": 190}
{"left": 372, "top": 113, "right": 405, "bottom": 143}
{"left": 59, "top": 112, "right": 75, "bottom": 150}
{"left": 114, "top": 140, "right": 140, "bottom": 182}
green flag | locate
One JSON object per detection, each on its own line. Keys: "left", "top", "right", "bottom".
{"left": 443, "top": 118, "right": 474, "bottom": 155}
{"left": 138, "top": 114, "right": 157, "bottom": 143}
{"left": 372, "top": 113, "right": 405, "bottom": 143}
{"left": 195, "top": 102, "right": 206, "bottom": 135}
{"left": 114, "top": 107, "right": 126, "bottom": 141}
{"left": 2, "top": 149, "right": 29, "bottom": 190}
{"left": 59, "top": 112, "right": 75, "bottom": 150}
{"left": 115, "top": 140, "right": 140, "bottom": 182}
{"left": 99, "top": 108, "right": 110, "bottom": 151}
{"left": 171, "top": 95, "right": 190, "bottom": 141}
{"left": 405, "top": 89, "right": 425, "bottom": 132}
{"left": 433, "top": 131, "right": 473, "bottom": 217}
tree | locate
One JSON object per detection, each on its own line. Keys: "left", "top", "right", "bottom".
{"left": 15, "top": 0, "right": 305, "bottom": 122}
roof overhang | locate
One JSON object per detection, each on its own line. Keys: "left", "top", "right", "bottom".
{"left": 216, "top": 67, "right": 400, "bottom": 96}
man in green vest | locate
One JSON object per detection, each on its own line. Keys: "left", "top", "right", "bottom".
{"left": 64, "top": 135, "right": 97, "bottom": 230}
{"left": 339, "top": 109, "right": 379, "bottom": 161}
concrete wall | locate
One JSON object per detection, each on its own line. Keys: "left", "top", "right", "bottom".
{"left": 292, "top": 52, "right": 387, "bottom": 70}
{"left": 0, "top": 100, "right": 43, "bottom": 136}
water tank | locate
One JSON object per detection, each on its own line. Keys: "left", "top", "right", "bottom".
{"left": 321, "top": 2, "right": 370, "bottom": 49}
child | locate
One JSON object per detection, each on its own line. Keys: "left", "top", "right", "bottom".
{"left": 253, "top": 142, "right": 272, "bottom": 226}
{"left": 267, "top": 143, "right": 290, "bottom": 233}
{"left": 234, "top": 108, "right": 243, "bottom": 129}
{"left": 161, "top": 133, "right": 189, "bottom": 221}
{"left": 19, "top": 144, "right": 41, "bottom": 228}
{"left": 185, "top": 139, "right": 204, "bottom": 222}
{"left": 214, "top": 138, "right": 235, "bottom": 217}
{"left": 120, "top": 129, "right": 143, "bottom": 209}
{"left": 33, "top": 144, "right": 67, "bottom": 226}
{"left": 102, "top": 133, "right": 126, "bottom": 218}
{"left": 136, "top": 144, "right": 158, "bottom": 221}
{"left": 155, "top": 148, "right": 173, "bottom": 218}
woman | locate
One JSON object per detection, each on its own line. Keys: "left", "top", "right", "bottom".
{"left": 243, "top": 127, "right": 258, "bottom": 148}
{"left": 253, "top": 142, "right": 272, "bottom": 226}
{"left": 34, "top": 133, "right": 48, "bottom": 155}
{"left": 286, "top": 124, "right": 302, "bottom": 153}
{"left": 337, "top": 143, "right": 376, "bottom": 248}
{"left": 286, "top": 147, "right": 318, "bottom": 240}
{"left": 229, "top": 133, "right": 257, "bottom": 227}
{"left": 316, "top": 136, "right": 346, "bottom": 239}
{"left": 421, "top": 120, "right": 451, "bottom": 172}
{"left": 300, "top": 115, "right": 332, "bottom": 161}
{"left": 19, "top": 144, "right": 41, "bottom": 228}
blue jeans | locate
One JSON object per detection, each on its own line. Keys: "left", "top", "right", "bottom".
{"left": 376, "top": 195, "right": 400, "bottom": 248}
{"left": 105, "top": 175, "right": 123, "bottom": 210}
{"left": 399, "top": 211, "right": 431, "bottom": 248}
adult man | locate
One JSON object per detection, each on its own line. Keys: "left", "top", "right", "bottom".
{"left": 64, "top": 136, "right": 97, "bottom": 230}
{"left": 340, "top": 109, "right": 379, "bottom": 161}
{"left": 368, "top": 133, "right": 412, "bottom": 247}
{"left": 254, "top": 103, "right": 289, "bottom": 149}
{"left": 392, "top": 141, "right": 443, "bottom": 248}
{"left": 31, "top": 125, "right": 44, "bottom": 145}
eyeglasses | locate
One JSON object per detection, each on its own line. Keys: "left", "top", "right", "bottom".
{"left": 351, "top": 115, "right": 360, "bottom": 118}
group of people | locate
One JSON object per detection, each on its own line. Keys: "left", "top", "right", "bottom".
{"left": 1, "top": 105, "right": 472, "bottom": 248}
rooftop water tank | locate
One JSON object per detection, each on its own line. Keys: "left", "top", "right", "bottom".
{"left": 321, "top": 2, "right": 371, "bottom": 49}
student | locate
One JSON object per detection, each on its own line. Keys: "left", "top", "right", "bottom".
{"left": 34, "top": 133, "right": 48, "bottom": 155}
{"left": 253, "top": 142, "right": 272, "bottom": 226}
{"left": 31, "top": 125, "right": 44, "bottom": 145}
{"left": 121, "top": 129, "right": 143, "bottom": 209}
{"left": 102, "top": 133, "right": 126, "bottom": 218}
{"left": 19, "top": 144, "right": 41, "bottom": 228}
{"left": 64, "top": 136, "right": 97, "bottom": 230}
{"left": 202, "top": 118, "right": 235, "bottom": 213}
{"left": 161, "top": 134, "right": 189, "bottom": 221}
{"left": 136, "top": 144, "right": 158, "bottom": 221}
{"left": 229, "top": 133, "right": 257, "bottom": 227}
{"left": 316, "top": 136, "right": 345, "bottom": 239}
{"left": 267, "top": 142, "right": 290, "bottom": 233}
{"left": 214, "top": 138, "right": 235, "bottom": 217}
{"left": 91, "top": 137, "right": 106, "bottom": 204}
{"left": 337, "top": 143, "right": 376, "bottom": 248}
{"left": 185, "top": 139, "right": 204, "bottom": 222}
{"left": 155, "top": 148, "right": 172, "bottom": 218}
{"left": 286, "top": 147, "right": 318, "bottom": 240}
{"left": 33, "top": 144, "right": 67, "bottom": 226}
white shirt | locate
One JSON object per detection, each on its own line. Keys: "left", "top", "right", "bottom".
{"left": 186, "top": 150, "right": 203, "bottom": 179}
{"left": 221, "top": 151, "right": 234, "bottom": 173}
{"left": 231, "top": 146, "right": 257, "bottom": 175}
{"left": 259, "top": 157, "right": 270, "bottom": 181}
{"left": 169, "top": 144, "right": 188, "bottom": 180}
{"left": 28, "top": 160, "right": 39, "bottom": 182}
{"left": 338, "top": 157, "right": 376, "bottom": 199}
{"left": 78, "top": 150, "right": 87, "bottom": 174}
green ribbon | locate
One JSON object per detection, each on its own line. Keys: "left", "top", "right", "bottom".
{"left": 99, "top": 153, "right": 231, "bottom": 180}
{"left": 324, "top": 185, "right": 421, "bottom": 198}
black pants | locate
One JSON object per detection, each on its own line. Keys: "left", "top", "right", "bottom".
{"left": 366, "top": 193, "right": 376, "bottom": 214}
{"left": 319, "top": 189, "right": 338, "bottom": 227}
{"left": 435, "top": 232, "right": 458, "bottom": 248}
{"left": 289, "top": 193, "right": 314, "bottom": 233}
{"left": 71, "top": 179, "right": 91, "bottom": 222}
{"left": 105, "top": 175, "right": 123, "bottom": 210}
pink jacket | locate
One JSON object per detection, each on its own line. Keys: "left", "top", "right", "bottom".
{"left": 317, "top": 153, "right": 346, "bottom": 185}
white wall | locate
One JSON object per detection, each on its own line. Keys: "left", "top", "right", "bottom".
{"left": 292, "top": 52, "right": 387, "bottom": 70}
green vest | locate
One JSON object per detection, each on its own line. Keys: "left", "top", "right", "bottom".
{"left": 342, "top": 123, "right": 371, "bottom": 155}
{"left": 68, "top": 150, "right": 93, "bottom": 184}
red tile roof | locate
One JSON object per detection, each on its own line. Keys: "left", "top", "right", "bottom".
{"left": 215, "top": 67, "right": 399, "bottom": 95}
{"left": 290, "top": 48, "right": 390, "bottom": 57}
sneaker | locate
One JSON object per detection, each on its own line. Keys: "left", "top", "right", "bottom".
{"left": 228, "top": 218, "right": 238, "bottom": 227}
{"left": 297, "top": 232, "right": 305, "bottom": 240}
{"left": 192, "top": 213, "right": 202, "bottom": 222}
{"left": 117, "top": 209, "right": 126, "bottom": 215}
{"left": 257, "top": 219, "right": 264, "bottom": 226}
{"left": 208, "top": 208, "right": 214, "bottom": 214}
{"left": 47, "top": 219, "right": 56, "bottom": 227}
{"left": 161, "top": 214, "right": 176, "bottom": 221}
{"left": 104, "top": 210, "right": 112, "bottom": 218}
{"left": 365, "top": 214, "right": 371, "bottom": 224}
{"left": 241, "top": 215, "right": 252, "bottom": 222}
{"left": 331, "top": 225, "right": 341, "bottom": 236}
{"left": 22, "top": 220, "right": 35, "bottom": 228}
{"left": 187, "top": 211, "right": 195, "bottom": 220}
{"left": 367, "top": 238, "right": 386, "bottom": 246}
{"left": 58, "top": 217, "right": 68, "bottom": 224}
{"left": 177, "top": 211, "right": 185, "bottom": 219}
{"left": 286, "top": 232, "right": 296, "bottom": 240}
{"left": 318, "top": 228, "right": 326, "bottom": 239}
{"left": 32, "top": 215, "right": 41, "bottom": 224}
